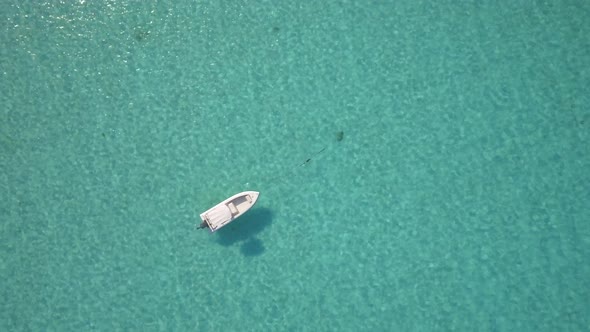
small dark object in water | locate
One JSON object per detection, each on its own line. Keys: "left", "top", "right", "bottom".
{"left": 336, "top": 131, "right": 344, "bottom": 142}
{"left": 272, "top": 27, "right": 280, "bottom": 33}
{"left": 134, "top": 28, "right": 150, "bottom": 42}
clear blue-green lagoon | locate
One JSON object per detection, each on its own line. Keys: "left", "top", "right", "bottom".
{"left": 1, "top": 1, "right": 589, "bottom": 331}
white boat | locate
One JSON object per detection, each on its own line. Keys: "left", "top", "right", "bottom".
{"left": 197, "top": 191, "right": 260, "bottom": 232}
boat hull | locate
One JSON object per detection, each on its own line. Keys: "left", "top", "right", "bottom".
{"left": 199, "top": 191, "right": 259, "bottom": 232}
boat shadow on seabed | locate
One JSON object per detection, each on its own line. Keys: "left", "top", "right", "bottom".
{"left": 214, "top": 208, "right": 273, "bottom": 257}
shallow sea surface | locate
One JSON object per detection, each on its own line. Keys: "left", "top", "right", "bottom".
{"left": 1, "top": 1, "right": 589, "bottom": 331}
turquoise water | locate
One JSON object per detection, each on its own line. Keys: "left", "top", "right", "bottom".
{"left": 2, "top": 1, "right": 589, "bottom": 330}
